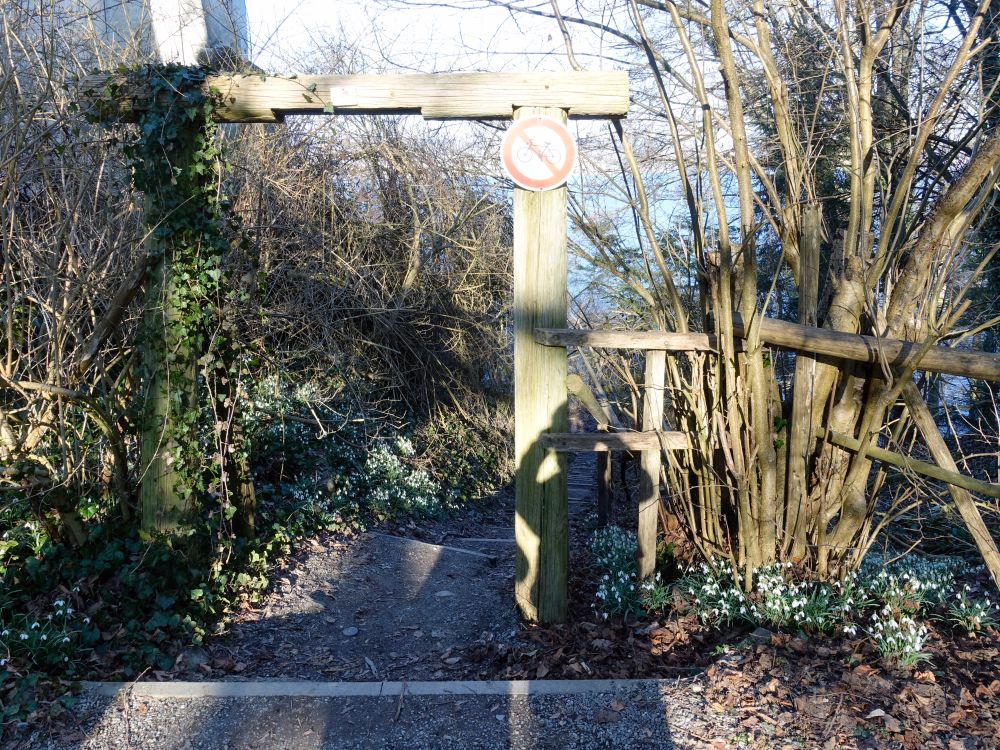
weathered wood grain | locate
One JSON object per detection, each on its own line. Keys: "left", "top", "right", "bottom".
{"left": 82, "top": 71, "right": 629, "bottom": 123}
{"left": 638, "top": 350, "right": 666, "bottom": 579}
{"left": 735, "top": 314, "right": 1000, "bottom": 381}
{"left": 513, "top": 107, "right": 569, "bottom": 625}
{"left": 535, "top": 328, "right": 715, "bottom": 350}
{"left": 540, "top": 431, "right": 689, "bottom": 452}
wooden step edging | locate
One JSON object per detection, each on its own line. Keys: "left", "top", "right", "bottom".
{"left": 84, "top": 677, "right": 687, "bottom": 699}
{"left": 540, "top": 431, "right": 690, "bottom": 452}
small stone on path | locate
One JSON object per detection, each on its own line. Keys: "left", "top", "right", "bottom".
{"left": 342, "top": 626, "right": 359, "bottom": 637}
{"left": 435, "top": 590, "right": 455, "bottom": 598}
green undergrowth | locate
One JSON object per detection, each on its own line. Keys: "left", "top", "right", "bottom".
{"left": 0, "top": 373, "right": 512, "bottom": 736}
{"left": 589, "top": 525, "right": 998, "bottom": 669}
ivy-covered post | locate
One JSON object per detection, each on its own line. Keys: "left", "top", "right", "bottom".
{"left": 119, "top": 66, "right": 256, "bottom": 536}
{"left": 138, "top": 210, "right": 198, "bottom": 532}
{"left": 131, "top": 69, "right": 214, "bottom": 531}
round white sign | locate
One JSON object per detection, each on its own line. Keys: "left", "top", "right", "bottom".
{"left": 501, "top": 115, "right": 577, "bottom": 191}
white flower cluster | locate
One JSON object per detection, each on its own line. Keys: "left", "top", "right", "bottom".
{"left": 590, "top": 526, "right": 644, "bottom": 618}
{"left": 0, "top": 597, "right": 85, "bottom": 670}
{"left": 363, "top": 442, "right": 441, "bottom": 516}
{"left": 672, "top": 552, "right": 996, "bottom": 666}
{"left": 862, "top": 554, "right": 966, "bottom": 613}
{"left": 868, "top": 605, "right": 929, "bottom": 667}
{"left": 682, "top": 562, "right": 753, "bottom": 626}
{"left": 948, "top": 585, "right": 998, "bottom": 634}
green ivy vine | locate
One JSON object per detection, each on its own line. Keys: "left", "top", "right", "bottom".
{"left": 122, "top": 65, "right": 253, "bottom": 541}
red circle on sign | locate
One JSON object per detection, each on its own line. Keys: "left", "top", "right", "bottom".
{"left": 501, "top": 115, "right": 577, "bottom": 191}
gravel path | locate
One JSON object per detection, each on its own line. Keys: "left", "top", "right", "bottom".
{"left": 27, "top": 678, "right": 742, "bottom": 749}
{"left": 194, "top": 454, "right": 599, "bottom": 682}
{"left": 202, "top": 530, "right": 519, "bottom": 681}
{"left": 22, "top": 453, "right": 749, "bottom": 750}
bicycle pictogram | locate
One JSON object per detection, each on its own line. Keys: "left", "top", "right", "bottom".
{"left": 501, "top": 115, "right": 577, "bottom": 191}
{"left": 516, "top": 139, "right": 557, "bottom": 163}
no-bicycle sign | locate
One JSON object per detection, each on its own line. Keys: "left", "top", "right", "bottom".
{"left": 501, "top": 115, "right": 577, "bottom": 191}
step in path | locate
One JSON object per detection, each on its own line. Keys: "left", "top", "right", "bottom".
{"left": 31, "top": 455, "right": 741, "bottom": 749}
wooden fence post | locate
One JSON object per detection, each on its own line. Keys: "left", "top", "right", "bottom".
{"left": 513, "top": 106, "right": 569, "bottom": 623}
{"left": 638, "top": 349, "right": 666, "bottom": 579}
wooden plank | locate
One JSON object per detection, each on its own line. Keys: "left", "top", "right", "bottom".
{"left": 596, "top": 436, "right": 612, "bottom": 527}
{"left": 734, "top": 314, "right": 1000, "bottom": 381}
{"left": 535, "top": 328, "right": 715, "bottom": 351}
{"left": 83, "top": 71, "right": 629, "bottom": 123}
{"left": 566, "top": 373, "right": 613, "bottom": 428}
{"left": 638, "top": 350, "right": 666, "bottom": 580}
{"left": 513, "top": 107, "right": 569, "bottom": 625}
{"left": 815, "top": 427, "right": 1000, "bottom": 499}
{"left": 577, "top": 347, "right": 624, "bottom": 429}
{"left": 540, "top": 431, "right": 690, "bottom": 452}
{"left": 370, "top": 532, "right": 498, "bottom": 563}
{"left": 900, "top": 384, "right": 1000, "bottom": 591}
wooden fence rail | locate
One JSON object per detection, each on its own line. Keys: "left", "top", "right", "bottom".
{"left": 734, "top": 315, "right": 1000, "bottom": 381}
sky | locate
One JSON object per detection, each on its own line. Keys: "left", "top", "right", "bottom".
{"left": 241, "top": 0, "right": 572, "bottom": 74}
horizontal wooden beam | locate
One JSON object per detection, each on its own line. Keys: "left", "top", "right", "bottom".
{"left": 535, "top": 328, "right": 715, "bottom": 350}
{"left": 817, "top": 428, "right": 1000, "bottom": 499}
{"left": 82, "top": 71, "right": 629, "bottom": 123}
{"left": 735, "top": 314, "right": 1000, "bottom": 382}
{"left": 540, "top": 431, "right": 690, "bottom": 452}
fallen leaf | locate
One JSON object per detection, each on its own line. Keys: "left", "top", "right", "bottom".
{"left": 913, "top": 670, "right": 936, "bottom": 684}
{"left": 883, "top": 715, "right": 902, "bottom": 733}
{"left": 593, "top": 710, "right": 620, "bottom": 724}
{"left": 610, "top": 699, "right": 625, "bottom": 712}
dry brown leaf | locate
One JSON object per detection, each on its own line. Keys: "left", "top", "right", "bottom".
{"left": 593, "top": 709, "right": 620, "bottom": 724}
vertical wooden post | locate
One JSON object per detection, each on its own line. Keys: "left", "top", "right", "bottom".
{"left": 596, "top": 441, "right": 612, "bottom": 527}
{"left": 513, "top": 106, "right": 569, "bottom": 623}
{"left": 785, "top": 202, "right": 821, "bottom": 557}
{"left": 638, "top": 349, "right": 666, "bottom": 579}
{"left": 139, "top": 232, "right": 196, "bottom": 532}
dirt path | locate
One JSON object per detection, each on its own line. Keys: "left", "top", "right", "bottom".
{"left": 42, "top": 678, "right": 742, "bottom": 750}
{"left": 189, "top": 454, "right": 599, "bottom": 682}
